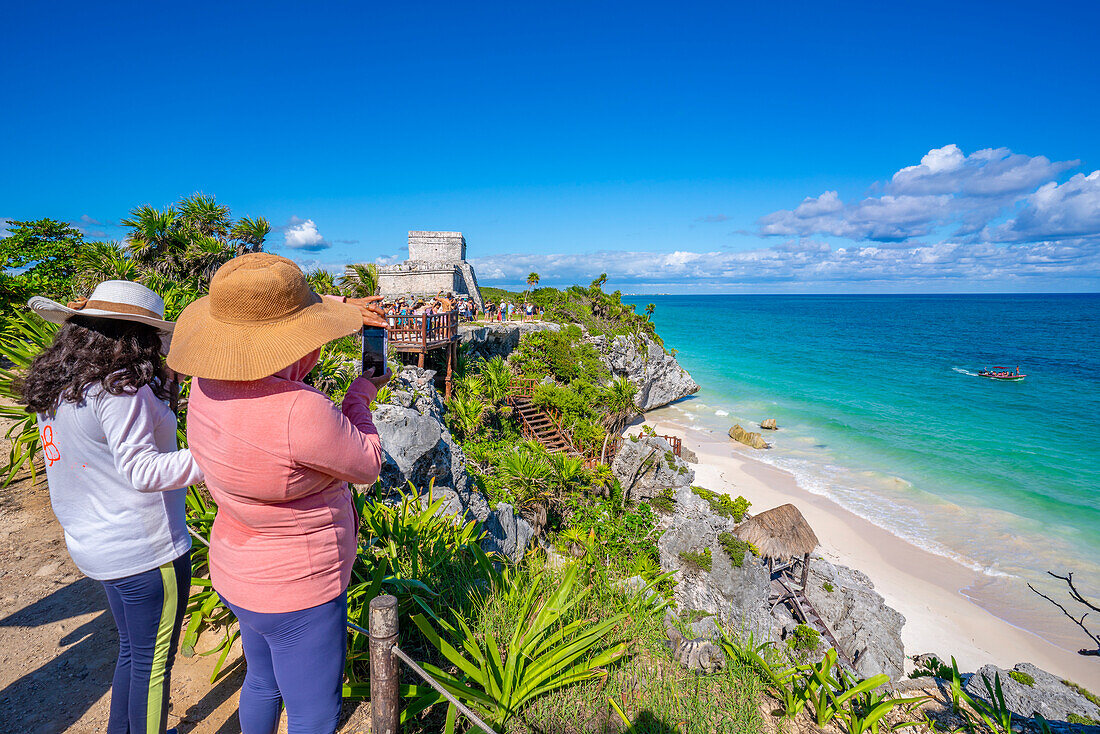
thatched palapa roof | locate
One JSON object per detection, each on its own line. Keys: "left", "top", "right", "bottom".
{"left": 734, "top": 504, "right": 819, "bottom": 562}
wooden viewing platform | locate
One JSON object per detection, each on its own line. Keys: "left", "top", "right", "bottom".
{"left": 385, "top": 310, "right": 460, "bottom": 398}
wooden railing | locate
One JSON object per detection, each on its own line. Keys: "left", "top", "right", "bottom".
{"left": 386, "top": 310, "right": 459, "bottom": 348}
{"left": 508, "top": 377, "right": 540, "bottom": 399}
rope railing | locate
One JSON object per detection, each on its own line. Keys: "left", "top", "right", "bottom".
{"left": 186, "top": 528, "right": 494, "bottom": 732}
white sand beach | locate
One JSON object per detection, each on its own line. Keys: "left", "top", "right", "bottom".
{"left": 638, "top": 415, "right": 1100, "bottom": 690}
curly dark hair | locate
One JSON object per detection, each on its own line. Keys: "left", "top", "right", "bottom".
{"left": 20, "top": 316, "right": 172, "bottom": 416}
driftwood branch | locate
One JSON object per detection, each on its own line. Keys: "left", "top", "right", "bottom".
{"left": 1029, "top": 571, "right": 1100, "bottom": 657}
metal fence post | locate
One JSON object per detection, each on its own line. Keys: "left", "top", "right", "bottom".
{"left": 369, "top": 594, "right": 399, "bottom": 734}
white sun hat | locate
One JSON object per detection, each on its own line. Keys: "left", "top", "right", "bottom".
{"left": 28, "top": 280, "right": 175, "bottom": 332}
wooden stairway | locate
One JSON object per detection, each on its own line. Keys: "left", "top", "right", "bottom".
{"left": 508, "top": 395, "right": 585, "bottom": 459}
{"left": 769, "top": 575, "right": 856, "bottom": 671}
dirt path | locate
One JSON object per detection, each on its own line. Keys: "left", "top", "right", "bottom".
{"left": 0, "top": 471, "right": 372, "bottom": 733}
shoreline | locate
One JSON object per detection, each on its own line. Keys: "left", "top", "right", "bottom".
{"left": 637, "top": 414, "right": 1100, "bottom": 689}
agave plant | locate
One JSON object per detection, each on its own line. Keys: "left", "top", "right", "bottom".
{"left": 0, "top": 311, "right": 58, "bottom": 485}
{"left": 411, "top": 563, "right": 630, "bottom": 732}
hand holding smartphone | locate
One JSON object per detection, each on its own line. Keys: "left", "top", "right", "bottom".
{"left": 361, "top": 326, "right": 388, "bottom": 377}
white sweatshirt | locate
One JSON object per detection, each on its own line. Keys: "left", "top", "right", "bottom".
{"left": 37, "top": 383, "right": 204, "bottom": 581}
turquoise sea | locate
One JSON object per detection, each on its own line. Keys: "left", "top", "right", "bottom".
{"left": 624, "top": 293, "right": 1100, "bottom": 642}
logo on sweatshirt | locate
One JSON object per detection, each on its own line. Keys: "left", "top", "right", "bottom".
{"left": 40, "top": 426, "right": 61, "bottom": 466}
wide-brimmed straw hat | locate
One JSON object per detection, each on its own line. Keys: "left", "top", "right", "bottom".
{"left": 28, "top": 280, "right": 175, "bottom": 332}
{"left": 167, "top": 253, "right": 361, "bottom": 381}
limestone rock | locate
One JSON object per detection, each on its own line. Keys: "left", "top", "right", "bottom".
{"left": 601, "top": 334, "right": 699, "bottom": 411}
{"left": 804, "top": 559, "right": 906, "bottom": 680}
{"left": 481, "top": 503, "right": 535, "bottom": 564}
{"left": 679, "top": 445, "right": 699, "bottom": 464}
{"left": 657, "top": 488, "right": 773, "bottom": 641}
{"left": 761, "top": 418, "right": 778, "bottom": 430}
{"left": 458, "top": 322, "right": 561, "bottom": 363}
{"left": 611, "top": 435, "right": 694, "bottom": 502}
{"left": 730, "top": 424, "right": 769, "bottom": 450}
{"left": 689, "top": 614, "right": 721, "bottom": 640}
{"left": 964, "top": 662, "right": 1100, "bottom": 723}
{"left": 372, "top": 367, "right": 472, "bottom": 495}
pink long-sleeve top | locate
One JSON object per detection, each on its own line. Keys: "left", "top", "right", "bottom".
{"left": 186, "top": 349, "right": 382, "bottom": 613}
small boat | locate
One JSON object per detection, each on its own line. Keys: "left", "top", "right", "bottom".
{"left": 978, "top": 366, "right": 1026, "bottom": 381}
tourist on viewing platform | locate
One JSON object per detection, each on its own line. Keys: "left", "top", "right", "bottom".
{"left": 21, "top": 281, "right": 202, "bottom": 734}
{"left": 167, "top": 253, "right": 391, "bottom": 734}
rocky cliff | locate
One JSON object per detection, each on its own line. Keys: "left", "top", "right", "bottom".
{"left": 457, "top": 322, "right": 561, "bottom": 363}
{"left": 363, "top": 366, "right": 535, "bottom": 562}
{"left": 593, "top": 333, "right": 699, "bottom": 411}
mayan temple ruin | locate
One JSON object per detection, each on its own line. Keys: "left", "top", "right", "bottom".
{"left": 373, "top": 231, "right": 484, "bottom": 307}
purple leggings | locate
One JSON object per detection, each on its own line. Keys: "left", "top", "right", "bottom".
{"left": 222, "top": 593, "right": 347, "bottom": 734}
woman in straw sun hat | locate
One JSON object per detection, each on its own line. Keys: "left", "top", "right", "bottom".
{"left": 168, "top": 253, "right": 390, "bottom": 734}
{"left": 22, "top": 280, "right": 203, "bottom": 734}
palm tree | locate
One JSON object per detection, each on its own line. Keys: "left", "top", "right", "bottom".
{"left": 230, "top": 216, "right": 271, "bottom": 255}
{"left": 527, "top": 272, "right": 540, "bottom": 289}
{"left": 121, "top": 205, "right": 184, "bottom": 275}
{"left": 645, "top": 303, "right": 655, "bottom": 320}
{"left": 305, "top": 268, "right": 338, "bottom": 295}
{"left": 479, "top": 356, "right": 512, "bottom": 406}
{"left": 73, "top": 241, "right": 138, "bottom": 293}
{"left": 339, "top": 263, "right": 379, "bottom": 297}
{"left": 601, "top": 377, "right": 639, "bottom": 435}
{"left": 177, "top": 193, "right": 230, "bottom": 239}
{"left": 446, "top": 394, "right": 486, "bottom": 439}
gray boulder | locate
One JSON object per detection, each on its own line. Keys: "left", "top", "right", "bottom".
{"left": 481, "top": 503, "right": 535, "bottom": 564}
{"left": 601, "top": 333, "right": 699, "bottom": 411}
{"left": 804, "top": 559, "right": 906, "bottom": 680}
{"left": 458, "top": 322, "right": 561, "bottom": 363}
{"left": 964, "top": 662, "right": 1100, "bottom": 723}
{"left": 612, "top": 435, "right": 694, "bottom": 502}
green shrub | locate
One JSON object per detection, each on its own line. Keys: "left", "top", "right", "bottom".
{"left": 1068, "top": 714, "right": 1100, "bottom": 726}
{"left": 650, "top": 488, "right": 675, "bottom": 514}
{"left": 788, "top": 624, "right": 820, "bottom": 652}
{"left": 691, "top": 486, "right": 751, "bottom": 521}
{"left": 1009, "top": 670, "right": 1035, "bottom": 687}
{"left": 717, "top": 532, "right": 758, "bottom": 568}
{"left": 822, "top": 582, "right": 834, "bottom": 593}
{"left": 510, "top": 328, "right": 607, "bottom": 383}
{"left": 679, "top": 547, "right": 712, "bottom": 573}
{"left": 1063, "top": 680, "right": 1100, "bottom": 707}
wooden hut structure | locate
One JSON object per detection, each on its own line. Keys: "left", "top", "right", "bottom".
{"left": 734, "top": 503, "right": 819, "bottom": 589}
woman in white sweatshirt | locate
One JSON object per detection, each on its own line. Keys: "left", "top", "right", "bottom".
{"left": 23, "top": 281, "right": 203, "bottom": 734}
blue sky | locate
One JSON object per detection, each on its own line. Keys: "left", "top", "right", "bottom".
{"left": 3, "top": 1, "right": 1099, "bottom": 292}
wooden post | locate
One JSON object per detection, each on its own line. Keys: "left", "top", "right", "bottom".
{"left": 369, "top": 594, "right": 399, "bottom": 734}
{"left": 444, "top": 342, "right": 454, "bottom": 400}
{"left": 800, "top": 553, "right": 810, "bottom": 590}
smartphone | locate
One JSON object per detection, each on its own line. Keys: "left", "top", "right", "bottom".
{"left": 362, "top": 326, "right": 388, "bottom": 377}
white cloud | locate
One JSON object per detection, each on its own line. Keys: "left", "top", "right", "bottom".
{"left": 0, "top": 218, "right": 12, "bottom": 239}
{"left": 282, "top": 216, "right": 330, "bottom": 251}
{"left": 759, "top": 145, "right": 1084, "bottom": 243}
{"left": 985, "top": 171, "right": 1100, "bottom": 242}
{"left": 470, "top": 237, "right": 1100, "bottom": 290}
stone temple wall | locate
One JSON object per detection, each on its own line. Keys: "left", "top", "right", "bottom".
{"left": 375, "top": 231, "right": 483, "bottom": 307}
{"left": 377, "top": 268, "right": 465, "bottom": 300}
{"left": 407, "top": 231, "right": 466, "bottom": 264}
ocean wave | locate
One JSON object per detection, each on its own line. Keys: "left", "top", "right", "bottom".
{"left": 715, "top": 409, "right": 729, "bottom": 416}
{"left": 727, "top": 444, "right": 1018, "bottom": 579}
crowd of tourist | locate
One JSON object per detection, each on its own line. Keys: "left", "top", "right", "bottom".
{"left": 380, "top": 292, "right": 544, "bottom": 324}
